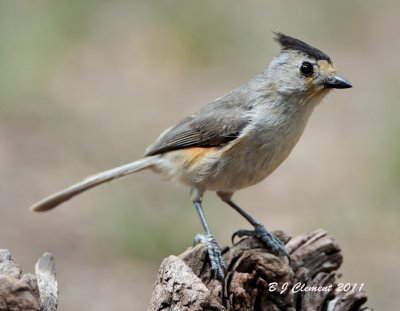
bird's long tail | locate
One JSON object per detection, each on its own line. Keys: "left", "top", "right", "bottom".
{"left": 31, "top": 156, "right": 158, "bottom": 212}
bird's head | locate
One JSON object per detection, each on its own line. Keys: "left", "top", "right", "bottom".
{"left": 266, "top": 33, "right": 352, "bottom": 101}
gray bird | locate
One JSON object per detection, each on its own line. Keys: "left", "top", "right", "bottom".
{"left": 31, "top": 33, "right": 352, "bottom": 279}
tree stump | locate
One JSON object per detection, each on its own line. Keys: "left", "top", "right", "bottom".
{"left": 0, "top": 250, "right": 58, "bottom": 311}
{"left": 148, "top": 229, "right": 371, "bottom": 311}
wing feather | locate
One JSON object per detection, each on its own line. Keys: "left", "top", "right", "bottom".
{"left": 145, "top": 90, "right": 253, "bottom": 156}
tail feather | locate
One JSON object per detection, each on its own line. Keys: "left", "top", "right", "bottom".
{"left": 31, "top": 157, "right": 157, "bottom": 212}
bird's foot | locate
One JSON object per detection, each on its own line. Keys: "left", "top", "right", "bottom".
{"left": 193, "top": 233, "right": 225, "bottom": 279}
{"left": 232, "top": 224, "right": 288, "bottom": 257}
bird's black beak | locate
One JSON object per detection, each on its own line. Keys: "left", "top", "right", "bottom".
{"left": 324, "top": 75, "right": 352, "bottom": 89}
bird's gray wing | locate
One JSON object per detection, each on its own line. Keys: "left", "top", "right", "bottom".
{"left": 145, "top": 93, "right": 253, "bottom": 156}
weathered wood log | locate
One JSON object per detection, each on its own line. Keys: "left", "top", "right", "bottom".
{"left": 148, "top": 229, "right": 371, "bottom": 311}
{"left": 0, "top": 250, "right": 58, "bottom": 311}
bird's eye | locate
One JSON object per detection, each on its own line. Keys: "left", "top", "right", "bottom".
{"left": 300, "top": 62, "right": 314, "bottom": 77}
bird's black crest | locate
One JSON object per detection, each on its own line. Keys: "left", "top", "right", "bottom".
{"left": 274, "top": 33, "right": 332, "bottom": 63}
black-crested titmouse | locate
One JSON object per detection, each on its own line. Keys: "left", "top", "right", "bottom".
{"left": 31, "top": 33, "right": 352, "bottom": 279}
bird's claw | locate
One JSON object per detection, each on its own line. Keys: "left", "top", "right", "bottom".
{"left": 194, "top": 233, "right": 225, "bottom": 279}
{"left": 193, "top": 233, "right": 207, "bottom": 245}
{"left": 232, "top": 224, "right": 288, "bottom": 258}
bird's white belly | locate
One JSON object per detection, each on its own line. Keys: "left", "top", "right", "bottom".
{"left": 191, "top": 129, "right": 298, "bottom": 192}
{"left": 158, "top": 99, "right": 316, "bottom": 193}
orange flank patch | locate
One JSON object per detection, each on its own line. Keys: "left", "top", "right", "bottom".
{"left": 181, "top": 147, "right": 215, "bottom": 166}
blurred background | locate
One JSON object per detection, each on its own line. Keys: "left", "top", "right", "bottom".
{"left": 1, "top": 0, "right": 399, "bottom": 310}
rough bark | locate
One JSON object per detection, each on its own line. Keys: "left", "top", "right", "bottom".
{"left": 0, "top": 250, "right": 58, "bottom": 311}
{"left": 148, "top": 229, "right": 371, "bottom": 311}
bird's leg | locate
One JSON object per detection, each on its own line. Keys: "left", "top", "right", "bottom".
{"left": 192, "top": 201, "right": 225, "bottom": 279}
{"left": 217, "top": 192, "right": 288, "bottom": 257}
